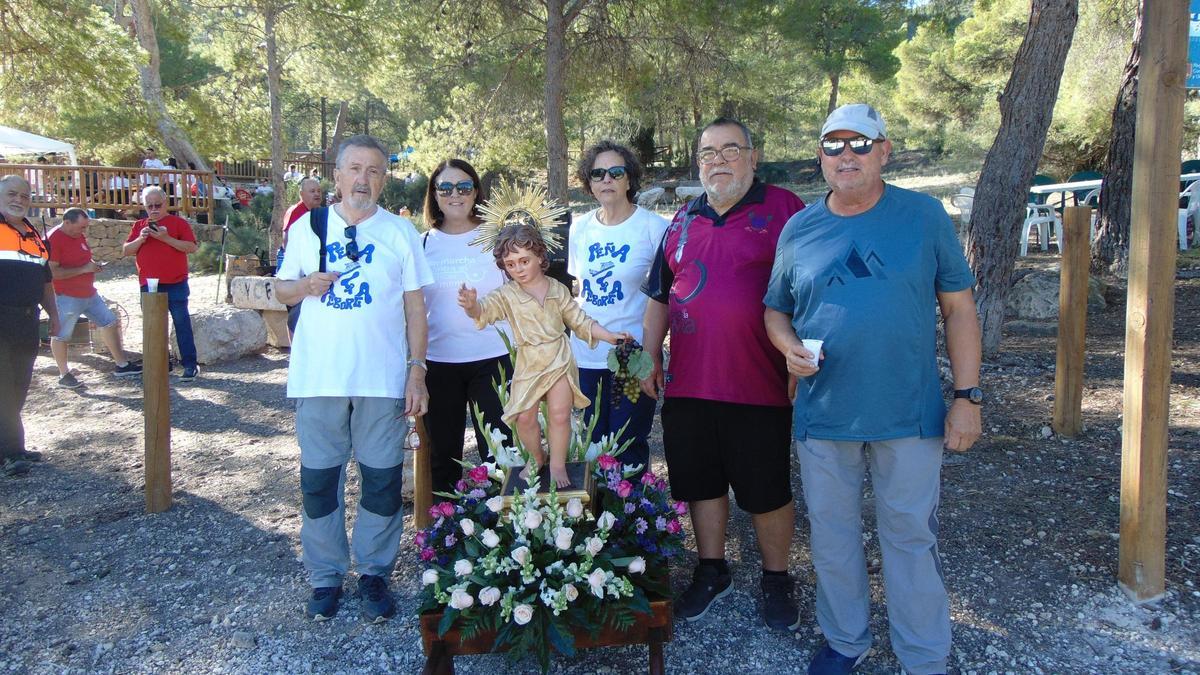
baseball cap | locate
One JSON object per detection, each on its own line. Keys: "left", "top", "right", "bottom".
{"left": 821, "top": 104, "right": 887, "bottom": 140}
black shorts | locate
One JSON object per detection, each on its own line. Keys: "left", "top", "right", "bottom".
{"left": 660, "top": 397, "right": 793, "bottom": 514}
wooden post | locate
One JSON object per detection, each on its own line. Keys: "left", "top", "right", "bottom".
{"left": 1118, "top": 0, "right": 1187, "bottom": 602}
{"left": 142, "top": 291, "right": 172, "bottom": 513}
{"left": 413, "top": 414, "right": 433, "bottom": 529}
{"left": 1053, "top": 206, "right": 1090, "bottom": 436}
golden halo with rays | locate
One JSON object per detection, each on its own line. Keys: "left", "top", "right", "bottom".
{"left": 470, "top": 178, "right": 568, "bottom": 253}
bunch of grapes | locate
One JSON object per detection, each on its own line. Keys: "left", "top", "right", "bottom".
{"left": 607, "top": 338, "right": 652, "bottom": 407}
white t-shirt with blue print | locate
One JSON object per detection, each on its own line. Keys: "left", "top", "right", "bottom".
{"left": 763, "top": 184, "right": 975, "bottom": 441}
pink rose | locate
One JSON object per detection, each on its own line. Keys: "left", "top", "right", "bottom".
{"left": 428, "top": 506, "right": 442, "bottom": 520}
{"left": 415, "top": 531, "right": 428, "bottom": 548}
{"left": 597, "top": 455, "right": 619, "bottom": 471}
{"left": 666, "top": 519, "right": 682, "bottom": 535}
{"left": 656, "top": 479, "right": 667, "bottom": 491}
{"left": 640, "top": 471, "right": 657, "bottom": 485}
{"left": 616, "top": 480, "right": 633, "bottom": 499}
{"left": 438, "top": 502, "right": 456, "bottom": 518}
{"left": 455, "top": 479, "right": 469, "bottom": 493}
{"left": 468, "top": 465, "right": 490, "bottom": 483}
{"left": 673, "top": 501, "right": 688, "bottom": 516}
{"left": 420, "top": 547, "right": 436, "bottom": 561}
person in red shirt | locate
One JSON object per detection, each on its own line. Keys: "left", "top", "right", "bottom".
{"left": 48, "top": 209, "right": 142, "bottom": 388}
{"left": 281, "top": 177, "right": 324, "bottom": 249}
{"left": 122, "top": 186, "right": 200, "bottom": 380}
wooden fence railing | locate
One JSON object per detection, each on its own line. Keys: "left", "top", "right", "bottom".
{"left": 0, "top": 164, "right": 216, "bottom": 223}
{"left": 213, "top": 158, "right": 334, "bottom": 182}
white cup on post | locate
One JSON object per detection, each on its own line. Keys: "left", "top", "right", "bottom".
{"left": 146, "top": 278, "right": 160, "bottom": 293}
{"left": 801, "top": 338, "right": 823, "bottom": 368}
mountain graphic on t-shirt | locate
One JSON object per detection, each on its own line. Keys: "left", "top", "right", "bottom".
{"left": 826, "top": 244, "right": 887, "bottom": 286}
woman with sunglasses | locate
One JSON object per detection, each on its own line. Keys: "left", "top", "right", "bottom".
{"left": 421, "top": 159, "right": 513, "bottom": 497}
{"left": 569, "top": 141, "right": 668, "bottom": 476}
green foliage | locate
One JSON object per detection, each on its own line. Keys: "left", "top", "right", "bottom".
{"left": 630, "top": 126, "right": 657, "bottom": 167}
{"left": 379, "top": 175, "right": 428, "bottom": 217}
{"left": 193, "top": 207, "right": 270, "bottom": 273}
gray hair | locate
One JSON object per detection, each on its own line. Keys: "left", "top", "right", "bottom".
{"left": 336, "top": 134, "right": 389, "bottom": 169}
{"left": 0, "top": 174, "right": 30, "bottom": 192}
{"left": 299, "top": 177, "right": 321, "bottom": 190}
{"left": 63, "top": 207, "right": 89, "bottom": 223}
{"left": 141, "top": 186, "right": 167, "bottom": 203}
{"left": 701, "top": 117, "right": 754, "bottom": 149}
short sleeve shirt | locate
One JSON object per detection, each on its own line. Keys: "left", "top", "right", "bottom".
{"left": 763, "top": 184, "right": 976, "bottom": 441}
{"left": 283, "top": 201, "right": 309, "bottom": 232}
{"left": 47, "top": 226, "right": 95, "bottom": 298}
{"left": 0, "top": 220, "right": 51, "bottom": 306}
{"left": 124, "top": 215, "right": 195, "bottom": 285}
{"left": 642, "top": 181, "right": 805, "bottom": 407}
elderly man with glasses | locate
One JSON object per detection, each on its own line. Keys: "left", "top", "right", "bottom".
{"left": 764, "top": 104, "right": 982, "bottom": 675}
{"left": 274, "top": 134, "right": 432, "bottom": 624}
{"left": 122, "top": 185, "right": 200, "bottom": 380}
{"left": 641, "top": 117, "right": 807, "bottom": 631}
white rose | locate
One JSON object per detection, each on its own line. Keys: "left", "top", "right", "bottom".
{"left": 628, "top": 556, "right": 646, "bottom": 574}
{"left": 596, "top": 511, "right": 616, "bottom": 531}
{"left": 562, "top": 583, "right": 579, "bottom": 602}
{"left": 454, "top": 559, "right": 474, "bottom": 577}
{"left": 585, "top": 536, "right": 604, "bottom": 557}
{"left": 587, "top": 568, "right": 607, "bottom": 597}
{"left": 511, "top": 545, "right": 531, "bottom": 566}
{"left": 512, "top": 603, "right": 534, "bottom": 625}
{"left": 460, "top": 518, "right": 476, "bottom": 536}
{"left": 523, "top": 509, "right": 543, "bottom": 531}
{"left": 449, "top": 588, "right": 475, "bottom": 610}
{"left": 485, "top": 496, "right": 504, "bottom": 513}
{"left": 478, "top": 586, "right": 501, "bottom": 606}
{"left": 554, "top": 527, "right": 573, "bottom": 551}
{"left": 421, "top": 569, "right": 439, "bottom": 586}
{"left": 565, "top": 498, "right": 584, "bottom": 519}
{"left": 481, "top": 528, "right": 501, "bottom": 549}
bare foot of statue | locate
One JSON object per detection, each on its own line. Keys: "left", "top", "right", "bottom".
{"left": 549, "top": 461, "right": 571, "bottom": 489}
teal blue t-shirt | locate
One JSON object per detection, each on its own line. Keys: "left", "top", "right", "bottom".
{"left": 763, "top": 184, "right": 975, "bottom": 441}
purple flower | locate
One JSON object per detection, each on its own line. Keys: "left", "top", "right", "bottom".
{"left": 656, "top": 516, "right": 667, "bottom": 531}
{"left": 616, "top": 481, "right": 634, "bottom": 499}
{"left": 469, "top": 488, "right": 487, "bottom": 500}
{"left": 624, "top": 502, "right": 636, "bottom": 514}
{"left": 420, "top": 547, "right": 436, "bottom": 562}
{"left": 641, "top": 471, "right": 657, "bottom": 485}
{"left": 635, "top": 518, "right": 648, "bottom": 534}
{"left": 455, "top": 479, "right": 469, "bottom": 493}
{"left": 444, "top": 534, "right": 457, "bottom": 547}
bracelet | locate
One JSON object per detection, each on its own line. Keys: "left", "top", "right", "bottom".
{"left": 407, "top": 359, "right": 428, "bottom": 371}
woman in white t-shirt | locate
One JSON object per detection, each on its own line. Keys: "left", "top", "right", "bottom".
{"left": 568, "top": 141, "right": 668, "bottom": 476}
{"left": 421, "top": 159, "right": 513, "bottom": 496}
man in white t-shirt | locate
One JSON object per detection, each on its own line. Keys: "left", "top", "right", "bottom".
{"left": 140, "top": 147, "right": 165, "bottom": 187}
{"left": 275, "top": 134, "right": 433, "bottom": 624}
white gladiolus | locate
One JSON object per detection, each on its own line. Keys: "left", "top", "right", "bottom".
{"left": 485, "top": 496, "right": 504, "bottom": 513}
{"left": 565, "top": 498, "right": 584, "bottom": 519}
{"left": 513, "top": 604, "right": 534, "bottom": 625}
{"left": 587, "top": 568, "right": 607, "bottom": 597}
{"left": 585, "top": 536, "right": 604, "bottom": 556}
{"left": 563, "top": 583, "right": 579, "bottom": 602}
{"left": 523, "top": 509, "right": 543, "bottom": 531}
{"left": 421, "top": 569, "right": 439, "bottom": 586}
{"left": 511, "top": 546, "right": 531, "bottom": 566}
{"left": 454, "top": 559, "right": 473, "bottom": 577}
{"left": 628, "top": 556, "right": 647, "bottom": 574}
{"left": 460, "top": 519, "right": 476, "bottom": 536}
{"left": 481, "top": 528, "right": 501, "bottom": 548}
{"left": 554, "top": 527, "right": 573, "bottom": 551}
{"left": 596, "top": 511, "right": 616, "bottom": 531}
{"left": 449, "top": 589, "right": 474, "bottom": 610}
{"left": 479, "top": 586, "right": 502, "bottom": 606}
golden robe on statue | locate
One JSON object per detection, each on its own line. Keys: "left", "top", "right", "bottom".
{"left": 474, "top": 279, "right": 598, "bottom": 425}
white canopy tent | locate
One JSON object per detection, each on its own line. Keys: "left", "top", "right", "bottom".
{"left": 0, "top": 125, "right": 77, "bottom": 166}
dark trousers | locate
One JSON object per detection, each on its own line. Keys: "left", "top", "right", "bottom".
{"left": 0, "top": 305, "right": 40, "bottom": 460}
{"left": 142, "top": 280, "right": 197, "bottom": 369}
{"left": 425, "top": 355, "right": 513, "bottom": 496}
{"left": 578, "top": 367, "right": 656, "bottom": 476}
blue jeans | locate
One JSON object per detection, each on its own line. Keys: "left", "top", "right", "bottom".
{"left": 141, "top": 279, "right": 197, "bottom": 369}
{"left": 578, "top": 367, "right": 656, "bottom": 475}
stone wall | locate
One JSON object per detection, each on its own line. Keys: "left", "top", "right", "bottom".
{"left": 43, "top": 217, "right": 224, "bottom": 263}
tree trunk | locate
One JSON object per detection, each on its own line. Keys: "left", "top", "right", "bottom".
{"left": 966, "top": 0, "right": 1079, "bottom": 356}
{"left": 1091, "top": 3, "right": 1143, "bottom": 276}
{"left": 544, "top": 0, "right": 570, "bottom": 204}
{"left": 264, "top": 7, "right": 288, "bottom": 252}
{"left": 320, "top": 97, "right": 328, "bottom": 161}
{"left": 326, "top": 100, "right": 350, "bottom": 163}
{"left": 123, "top": 0, "right": 209, "bottom": 173}
{"left": 827, "top": 71, "right": 841, "bottom": 115}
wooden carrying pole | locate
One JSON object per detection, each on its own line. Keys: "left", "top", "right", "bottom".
{"left": 142, "top": 292, "right": 173, "bottom": 513}
{"left": 1118, "top": 0, "right": 1187, "bottom": 602}
{"left": 1053, "top": 207, "right": 1091, "bottom": 436}
{"left": 412, "top": 415, "right": 432, "bottom": 529}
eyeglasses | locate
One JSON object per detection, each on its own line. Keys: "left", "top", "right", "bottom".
{"left": 144, "top": 202, "right": 165, "bottom": 210}
{"left": 589, "top": 166, "right": 628, "bottom": 181}
{"left": 344, "top": 225, "right": 360, "bottom": 262}
{"left": 435, "top": 180, "right": 475, "bottom": 197}
{"left": 820, "top": 137, "right": 876, "bottom": 157}
{"left": 697, "top": 145, "right": 751, "bottom": 165}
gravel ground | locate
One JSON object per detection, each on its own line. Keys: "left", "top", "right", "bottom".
{"left": 1, "top": 266, "right": 1198, "bottom": 674}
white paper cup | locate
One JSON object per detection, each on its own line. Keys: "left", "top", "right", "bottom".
{"left": 801, "top": 339, "right": 824, "bottom": 367}
{"left": 146, "top": 278, "right": 160, "bottom": 293}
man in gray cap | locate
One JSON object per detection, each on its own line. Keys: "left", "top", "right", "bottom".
{"left": 764, "top": 103, "right": 982, "bottom": 675}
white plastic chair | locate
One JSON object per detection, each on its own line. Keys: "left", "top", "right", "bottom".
{"left": 1179, "top": 180, "right": 1200, "bottom": 250}
{"left": 949, "top": 187, "right": 974, "bottom": 229}
{"left": 636, "top": 187, "right": 665, "bottom": 209}
{"left": 1020, "top": 203, "right": 1064, "bottom": 256}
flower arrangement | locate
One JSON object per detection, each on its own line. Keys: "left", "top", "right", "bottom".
{"left": 416, "top": 445, "right": 687, "bottom": 671}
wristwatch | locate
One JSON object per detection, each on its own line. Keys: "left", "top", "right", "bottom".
{"left": 407, "top": 359, "right": 428, "bottom": 371}
{"left": 953, "top": 387, "right": 984, "bottom": 405}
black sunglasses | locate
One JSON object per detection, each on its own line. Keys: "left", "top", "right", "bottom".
{"left": 344, "top": 225, "right": 360, "bottom": 262}
{"left": 820, "top": 137, "right": 876, "bottom": 157}
{"left": 435, "top": 180, "right": 475, "bottom": 197}
{"left": 589, "top": 166, "right": 628, "bottom": 181}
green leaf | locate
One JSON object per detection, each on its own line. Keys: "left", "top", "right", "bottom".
{"left": 607, "top": 348, "right": 620, "bottom": 372}
{"left": 546, "top": 617, "right": 577, "bottom": 657}
{"left": 437, "top": 607, "right": 460, "bottom": 637}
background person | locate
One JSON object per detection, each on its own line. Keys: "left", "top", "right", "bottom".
{"left": 47, "top": 208, "right": 142, "bottom": 388}
{"left": 569, "top": 140, "right": 667, "bottom": 476}
{"left": 122, "top": 186, "right": 199, "bottom": 381}
{"left": 282, "top": 177, "right": 325, "bottom": 249}
{"left": 420, "top": 159, "right": 513, "bottom": 497}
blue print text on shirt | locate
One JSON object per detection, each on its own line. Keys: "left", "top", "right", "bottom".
{"left": 320, "top": 242, "right": 375, "bottom": 310}
{"left": 583, "top": 242, "right": 629, "bottom": 306}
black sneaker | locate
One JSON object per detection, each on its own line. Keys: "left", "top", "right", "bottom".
{"left": 807, "top": 643, "right": 868, "bottom": 675}
{"left": 674, "top": 564, "right": 733, "bottom": 622}
{"left": 358, "top": 574, "right": 395, "bottom": 623}
{"left": 305, "top": 586, "right": 342, "bottom": 621}
{"left": 180, "top": 366, "right": 199, "bottom": 381}
{"left": 114, "top": 361, "right": 143, "bottom": 377}
{"left": 58, "top": 373, "right": 82, "bottom": 389}
{"left": 761, "top": 573, "right": 802, "bottom": 630}
{"left": 1, "top": 457, "right": 30, "bottom": 477}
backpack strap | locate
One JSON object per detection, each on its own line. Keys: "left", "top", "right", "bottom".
{"left": 309, "top": 206, "right": 329, "bottom": 273}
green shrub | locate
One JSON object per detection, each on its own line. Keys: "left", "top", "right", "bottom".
{"left": 379, "top": 174, "right": 427, "bottom": 216}
{"left": 192, "top": 207, "right": 269, "bottom": 273}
